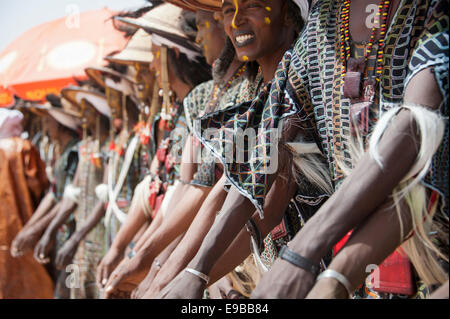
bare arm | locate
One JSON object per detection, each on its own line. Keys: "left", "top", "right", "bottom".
{"left": 145, "top": 176, "right": 228, "bottom": 296}
{"left": 429, "top": 280, "right": 449, "bottom": 299}
{"left": 132, "top": 234, "right": 184, "bottom": 299}
{"left": 33, "top": 196, "right": 78, "bottom": 263}
{"left": 97, "top": 185, "right": 151, "bottom": 287}
{"left": 34, "top": 162, "right": 82, "bottom": 245}
{"left": 252, "top": 68, "right": 444, "bottom": 299}
{"left": 208, "top": 174, "right": 297, "bottom": 285}
{"left": 55, "top": 200, "right": 106, "bottom": 269}
{"left": 106, "top": 183, "right": 211, "bottom": 291}
{"left": 306, "top": 198, "right": 413, "bottom": 299}
{"left": 11, "top": 201, "right": 60, "bottom": 257}
{"left": 24, "top": 192, "right": 56, "bottom": 226}
{"left": 131, "top": 136, "right": 196, "bottom": 252}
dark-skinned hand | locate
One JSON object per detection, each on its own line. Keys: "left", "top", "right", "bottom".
{"left": 251, "top": 259, "right": 316, "bottom": 299}
{"left": 11, "top": 228, "right": 41, "bottom": 257}
{"left": 96, "top": 247, "right": 124, "bottom": 289}
{"left": 55, "top": 237, "right": 79, "bottom": 270}
{"left": 157, "top": 271, "right": 205, "bottom": 299}
{"left": 33, "top": 233, "right": 54, "bottom": 264}
{"left": 104, "top": 256, "right": 147, "bottom": 299}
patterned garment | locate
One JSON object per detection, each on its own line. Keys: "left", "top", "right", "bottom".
{"left": 198, "top": 53, "right": 325, "bottom": 218}
{"left": 143, "top": 102, "right": 188, "bottom": 218}
{"left": 71, "top": 139, "right": 109, "bottom": 299}
{"left": 184, "top": 68, "right": 249, "bottom": 187}
{"left": 105, "top": 133, "right": 142, "bottom": 250}
{"left": 199, "top": 0, "right": 448, "bottom": 219}
{"left": 50, "top": 138, "right": 79, "bottom": 299}
{"left": 289, "top": 0, "right": 449, "bottom": 212}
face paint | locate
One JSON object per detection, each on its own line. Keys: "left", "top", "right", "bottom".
{"left": 205, "top": 21, "right": 210, "bottom": 29}
{"left": 265, "top": 6, "right": 272, "bottom": 12}
{"left": 265, "top": 17, "right": 271, "bottom": 25}
{"left": 232, "top": 0, "right": 239, "bottom": 29}
{"left": 156, "top": 51, "right": 160, "bottom": 59}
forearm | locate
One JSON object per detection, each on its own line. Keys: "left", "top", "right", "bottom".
{"left": 136, "top": 234, "right": 185, "bottom": 299}
{"left": 188, "top": 186, "right": 256, "bottom": 274}
{"left": 27, "top": 205, "right": 60, "bottom": 236}
{"left": 152, "top": 184, "right": 227, "bottom": 289}
{"left": 134, "top": 207, "right": 164, "bottom": 251}
{"left": 70, "top": 201, "right": 105, "bottom": 243}
{"left": 306, "top": 197, "right": 413, "bottom": 299}
{"left": 110, "top": 193, "right": 148, "bottom": 253}
{"left": 136, "top": 185, "right": 210, "bottom": 265}
{"left": 132, "top": 181, "right": 188, "bottom": 251}
{"left": 26, "top": 192, "right": 55, "bottom": 226}
{"left": 288, "top": 109, "right": 420, "bottom": 263}
{"left": 209, "top": 176, "right": 296, "bottom": 284}
{"left": 42, "top": 197, "right": 77, "bottom": 238}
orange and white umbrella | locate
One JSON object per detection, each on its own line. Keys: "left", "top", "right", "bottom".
{"left": 0, "top": 8, "right": 128, "bottom": 107}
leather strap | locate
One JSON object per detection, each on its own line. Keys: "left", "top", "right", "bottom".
{"left": 279, "top": 245, "right": 320, "bottom": 277}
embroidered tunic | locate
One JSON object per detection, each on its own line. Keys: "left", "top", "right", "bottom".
{"left": 71, "top": 139, "right": 109, "bottom": 299}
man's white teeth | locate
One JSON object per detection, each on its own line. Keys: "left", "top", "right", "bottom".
{"left": 236, "top": 34, "right": 254, "bottom": 44}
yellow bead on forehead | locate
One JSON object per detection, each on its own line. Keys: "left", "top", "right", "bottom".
{"left": 242, "top": 55, "right": 249, "bottom": 61}
{"left": 265, "top": 17, "right": 271, "bottom": 24}
{"left": 265, "top": 6, "right": 272, "bottom": 12}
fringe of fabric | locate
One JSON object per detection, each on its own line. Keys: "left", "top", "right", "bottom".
{"left": 287, "top": 142, "right": 334, "bottom": 196}
{"left": 369, "top": 104, "right": 445, "bottom": 194}
{"left": 349, "top": 104, "right": 447, "bottom": 286}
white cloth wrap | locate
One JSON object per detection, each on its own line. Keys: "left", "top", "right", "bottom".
{"left": 63, "top": 183, "right": 82, "bottom": 203}
{"left": 95, "top": 183, "right": 109, "bottom": 203}
{"left": 104, "top": 135, "right": 140, "bottom": 227}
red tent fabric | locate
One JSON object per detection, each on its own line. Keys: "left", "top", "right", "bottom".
{"left": 0, "top": 8, "right": 127, "bottom": 107}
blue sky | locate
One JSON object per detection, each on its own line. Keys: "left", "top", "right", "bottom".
{"left": 0, "top": 0, "right": 149, "bottom": 52}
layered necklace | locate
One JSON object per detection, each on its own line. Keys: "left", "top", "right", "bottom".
{"left": 340, "top": 0, "right": 392, "bottom": 99}
{"left": 208, "top": 64, "right": 247, "bottom": 112}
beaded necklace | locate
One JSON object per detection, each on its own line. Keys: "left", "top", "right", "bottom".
{"left": 340, "top": 0, "right": 391, "bottom": 98}
{"left": 208, "top": 64, "right": 246, "bottom": 111}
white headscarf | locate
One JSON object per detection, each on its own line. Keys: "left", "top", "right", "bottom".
{"left": 293, "top": 0, "right": 310, "bottom": 23}
{"left": 0, "top": 109, "right": 23, "bottom": 139}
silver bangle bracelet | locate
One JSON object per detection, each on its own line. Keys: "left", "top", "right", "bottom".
{"left": 185, "top": 268, "right": 210, "bottom": 285}
{"left": 316, "top": 269, "right": 353, "bottom": 297}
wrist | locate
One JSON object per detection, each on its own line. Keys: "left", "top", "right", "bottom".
{"left": 111, "top": 243, "right": 126, "bottom": 254}
{"left": 289, "top": 234, "right": 325, "bottom": 265}
{"left": 188, "top": 255, "right": 212, "bottom": 275}
{"left": 71, "top": 232, "right": 83, "bottom": 244}
{"left": 279, "top": 245, "right": 320, "bottom": 277}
